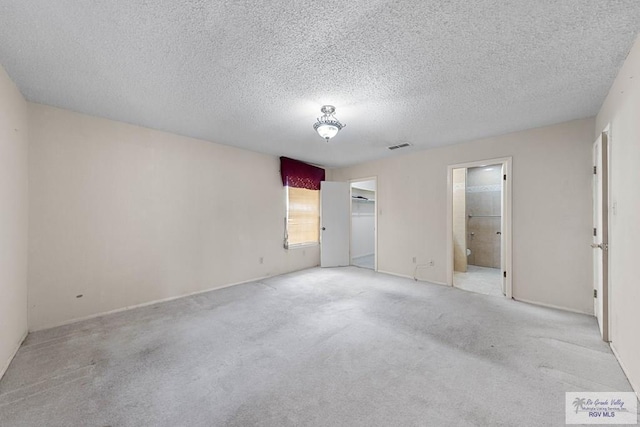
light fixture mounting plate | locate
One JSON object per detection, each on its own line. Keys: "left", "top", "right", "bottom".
{"left": 320, "top": 105, "right": 335, "bottom": 115}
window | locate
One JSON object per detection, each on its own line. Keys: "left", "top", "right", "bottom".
{"left": 279, "top": 156, "right": 325, "bottom": 248}
{"left": 286, "top": 186, "right": 320, "bottom": 246}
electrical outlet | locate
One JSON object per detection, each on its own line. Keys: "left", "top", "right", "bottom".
{"left": 412, "top": 257, "right": 416, "bottom": 264}
{"left": 259, "top": 257, "right": 264, "bottom": 264}
{"left": 302, "top": 249, "right": 306, "bottom": 256}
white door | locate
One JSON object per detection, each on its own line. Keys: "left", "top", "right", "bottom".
{"left": 592, "top": 133, "right": 609, "bottom": 341}
{"left": 320, "top": 181, "right": 350, "bottom": 267}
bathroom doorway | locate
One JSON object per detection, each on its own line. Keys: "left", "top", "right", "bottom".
{"left": 350, "top": 179, "right": 376, "bottom": 270}
{"left": 447, "top": 158, "right": 512, "bottom": 298}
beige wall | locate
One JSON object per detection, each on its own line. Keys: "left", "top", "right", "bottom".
{"left": 595, "top": 35, "right": 640, "bottom": 397}
{"left": 331, "top": 118, "right": 594, "bottom": 314}
{"left": 0, "top": 65, "right": 28, "bottom": 378}
{"left": 28, "top": 103, "right": 319, "bottom": 330}
{"left": 452, "top": 169, "right": 466, "bottom": 272}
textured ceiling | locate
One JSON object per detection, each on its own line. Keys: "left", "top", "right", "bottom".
{"left": 1, "top": 1, "right": 639, "bottom": 167}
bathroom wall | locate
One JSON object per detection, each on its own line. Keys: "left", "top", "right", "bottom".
{"left": 452, "top": 169, "right": 467, "bottom": 272}
{"left": 466, "top": 166, "right": 502, "bottom": 268}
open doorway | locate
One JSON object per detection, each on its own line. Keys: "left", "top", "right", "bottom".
{"left": 447, "top": 158, "right": 512, "bottom": 298}
{"left": 350, "top": 179, "right": 376, "bottom": 270}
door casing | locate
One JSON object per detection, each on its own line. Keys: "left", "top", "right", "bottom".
{"left": 592, "top": 131, "right": 610, "bottom": 342}
{"left": 446, "top": 157, "right": 513, "bottom": 298}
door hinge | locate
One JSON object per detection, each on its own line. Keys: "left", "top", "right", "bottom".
{"left": 593, "top": 166, "right": 597, "bottom": 174}
{"left": 503, "top": 174, "right": 506, "bottom": 181}
{"left": 593, "top": 289, "right": 597, "bottom": 298}
{"left": 503, "top": 271, "right": 507, "bottom": 278}
{"left": 593, "top": 228, "right": 597, "bottom": 237}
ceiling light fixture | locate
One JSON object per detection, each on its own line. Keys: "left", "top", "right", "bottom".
{"left": 313, "top": 105, "right": 346, "bottom": 141}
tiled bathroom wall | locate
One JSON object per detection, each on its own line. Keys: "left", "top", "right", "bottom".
{"left": 466, "top": 166, "right": 502, "bottom": 268}
{"left": 452, "top": 168, "right": 467, "bottom": 272}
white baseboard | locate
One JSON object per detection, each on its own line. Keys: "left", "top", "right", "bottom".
{"left": 377, "top": 269, "right": 413, "bottom": 280}
{"left": 30, "top": 274, "right": 275, "bottom": 332}
{"left": 0, "top": 330, "right": 28, "bottom": 381}
{"left": 514, "top": 297, "right": 593, "bottom": 316}
{"left": 352, "top": 253, "right": 374, "bottom": 259}
{"left": 377, "top": 269, "right": 448, "bottom": 287}
{"left": 610, "top": 343, "right": 640, "bottom": 401}
{"left": 425, "top": 279, "right": 448, "bottom": 286}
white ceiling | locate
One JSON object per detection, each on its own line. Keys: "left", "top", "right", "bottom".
{"left": 1, "top": 1, "right": 639, "bottom": 167}
{"left": 351, "top": 180, "right": 376, "bottom": 192}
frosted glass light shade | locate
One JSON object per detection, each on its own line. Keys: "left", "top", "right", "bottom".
{"left": 316, "top": 124, "right": 339, "bottom": 140}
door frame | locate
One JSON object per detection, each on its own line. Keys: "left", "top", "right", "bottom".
{"left": 446, "top": 157, "right": 513, "bottom": 298}
{"left": 593, "top": 129, "right": 610, "bottom": 342}
{"left": 349, "top": 177, "right": 378, "bottom": 271}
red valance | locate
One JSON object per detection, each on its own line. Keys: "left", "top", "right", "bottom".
{"left": 280, "top": 157, "right": 325, "bottom": 190}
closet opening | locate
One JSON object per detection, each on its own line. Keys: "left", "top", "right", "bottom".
{"left": 350, "top": 179, "right": 376, "bottom": 270}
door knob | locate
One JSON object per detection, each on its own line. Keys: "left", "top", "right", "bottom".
{"left": 322, "top": 227, "right": 326, "bottom": 231}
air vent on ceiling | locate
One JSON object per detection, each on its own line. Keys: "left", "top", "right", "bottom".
{"left": 387, "top": 142, "right": 412, "bottom": 150}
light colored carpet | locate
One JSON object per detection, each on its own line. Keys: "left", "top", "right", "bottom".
{"left": 352, "top": 254, "right": 374, "bottom": 270}
{"left": 454, "top": 265, "right": 503, "bottom": 297}
{"left": 0, "top": 267, "right": 636, "bottom": 426}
